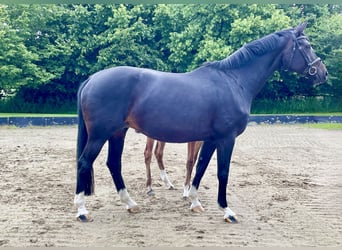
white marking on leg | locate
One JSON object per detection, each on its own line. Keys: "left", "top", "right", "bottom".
{"left": 119, "top": 188, "right": 138, "bottom": 210}
{"left": 160, "top": 170, "right": 174, "bottom": 189}
{"left": 222, "top": 207, "right": 238, "bottom": 223}
{"left": 74, "top": 192, "right": 89, "bottom": 217}
{"left": 189, "top": 185, "right": 197, "bottom": 200}
{"left": 223, "top": 207, "right": 236, "bottom": 218}
{"left": 189, "top": 185, "right": 203, "bottom": 211}
{"left": 183, "top": 185, "right": 190, "bottom": 198}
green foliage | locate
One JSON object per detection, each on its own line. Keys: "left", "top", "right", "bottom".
{"left": 95, "top": 5, "right": 167, "bottom": 71}
{"left": 251, "top": 96, "right": 341, "bottom": 114}
{"left": 0, "top": 4, "right": 341, "bottom": 114}
{"left": 229, "top": 5, "right": 291, "bottom": 48}
{"left": 307, "top": 14, "right": 342, "bottom": 99}
{"left": 0, "top": 5, "right": 54, "bottom": 91}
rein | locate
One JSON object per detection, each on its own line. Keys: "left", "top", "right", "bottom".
{"left": 286, "top": 35, "right": 321, "bottom": 76}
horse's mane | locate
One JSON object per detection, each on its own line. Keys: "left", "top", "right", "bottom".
{"left": 204, "top": 28, "right": 294, "bottom": 70}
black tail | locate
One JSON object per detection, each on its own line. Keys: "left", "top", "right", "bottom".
{"left": 76, "top": 79, "right": 94, "bottom": 196}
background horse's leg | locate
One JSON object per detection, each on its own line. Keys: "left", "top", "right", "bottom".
{"left": 155, "top": 141, "right": 174, "bottom": 190}
{"left": 216, "top": 138, "right": 238, "bottom": 223}
{"left": 144, "top": 137, "right": 155, "bottom": 195}
{"left": 107, "top": 129, "right": 138, "bottom": 213}
{"left": 75, "top": 137, "right": 107, "bottom": 222}
{"left": 189, "top": 141, "right": 216, "bottom": 213}
{"left": 183, "top": 141, "right": 202, "bottom": 198}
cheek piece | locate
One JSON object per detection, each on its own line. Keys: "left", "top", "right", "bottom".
{"left": 284, "top": 34, "right": 321, "bottom": 77}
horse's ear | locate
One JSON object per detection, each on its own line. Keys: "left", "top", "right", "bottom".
{"left": 294, "top": 21, "right": 308, "bottom": 36}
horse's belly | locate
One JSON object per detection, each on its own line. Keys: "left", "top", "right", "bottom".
{"left": 126, "top": 112, "right": 212, "bottom": 143}
{"left": 141, "top": 128, "right": 211, "bottom": 143}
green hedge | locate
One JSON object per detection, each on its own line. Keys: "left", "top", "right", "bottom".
{"left": 251, "top": 96, "right": 341, "bottom": 114}
{"left": 1, "top": 96, "right": 341, "bottom": 115}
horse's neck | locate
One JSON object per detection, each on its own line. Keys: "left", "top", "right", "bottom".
{"left": 235, "top": 49, "right": 284, "bottom": 101}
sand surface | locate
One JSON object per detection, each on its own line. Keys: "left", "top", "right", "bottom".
{"left": 0, "top": 125, "right": 341, "bottom": 247}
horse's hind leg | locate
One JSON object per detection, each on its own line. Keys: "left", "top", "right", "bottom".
{"left": 155, "top": 141, "right": 174, "bottom": 190}
{"left": 107, "top": 129, "right": 138, "bottom": 213}
{"left": 75, "top": 137, "right": 107, "bottom": 222}
{"left": 144, "top": 137, "right": 155, "bottom": 195}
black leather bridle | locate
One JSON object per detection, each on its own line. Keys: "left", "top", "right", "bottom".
{"left": 286, "top": 34, "right": 322, "bottom": 76}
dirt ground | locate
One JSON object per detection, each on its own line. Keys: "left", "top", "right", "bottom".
{"left": 0, "top": 124, "right": 341, "bottom": 247}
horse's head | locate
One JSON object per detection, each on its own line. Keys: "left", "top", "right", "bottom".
{"left": 282, "top": 21, "right": 328, "bottom": 86}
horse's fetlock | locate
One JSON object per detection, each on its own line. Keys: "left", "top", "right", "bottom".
{"left": 74, "top": 192, "right": 85, "bottom": 206}
{"left": 188, "top": 185, "right": 198, "bottom": 200}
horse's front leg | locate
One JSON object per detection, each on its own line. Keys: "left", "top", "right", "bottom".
{"left": 216, "top": 137, "right": 238, "bottom": 223}
{"left": 183, "top": 141, "right": 202, "bottom": 198}
{"left": 108, "top": 129, "right": 139, "bottom": 213}
{"left": 189, "top": 141, "right": 216, "bottom": 212}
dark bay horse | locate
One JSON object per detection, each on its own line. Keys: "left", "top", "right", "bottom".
{"left": 144, "top": 137, "right": 202, "bottom": 197}
{"left": 74, "top": 22, "right": 327, "bottom": 222}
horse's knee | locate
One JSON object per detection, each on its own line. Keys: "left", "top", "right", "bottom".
{"left": 154, "top": 150, "right": 163, "bottom": 162}
{"left": 144, "top": 148, "right": 152, "bottom": 164}
{"left": 154, "top": 141, "right": 165, "bottom": 163}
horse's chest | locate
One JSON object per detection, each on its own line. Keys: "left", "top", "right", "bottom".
{"left": 214, "top": 109, "right": 249, "bottom": 137}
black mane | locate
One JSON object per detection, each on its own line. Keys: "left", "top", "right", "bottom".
{"left": 205, "top": 28, "right": 294, "bottom": 70}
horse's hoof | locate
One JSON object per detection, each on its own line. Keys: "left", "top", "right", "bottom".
{"left": 191, "top": 205, "right": 205, "bottom": 213}
{"left": 182, "top": 196, "right": 188, "bottom": 200}
{"left": 76, "top": 214, "right": 93, "bottom": 222}
{"left": 224, "top": 215, "right": 238, "bottom": 223}
{"left": 146, "top": 189, "right": 155, "bottom": 196}
{"left": 127, "top": 206, "right": 140, "bottom": 213}
{"left": 168, "top": 185, "right": 175, "bottom": 190}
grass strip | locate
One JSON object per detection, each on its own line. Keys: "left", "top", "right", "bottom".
{"left": 304, "top": 123, "right": 342, "bottom": 130}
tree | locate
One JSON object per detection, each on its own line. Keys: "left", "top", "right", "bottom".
{"left": 94, "top": 4, "right": 167, "bottom": 72}
{"left": 309, "top": 13, "right": 342, "bottom": 99}
{"left": 0, "top": 5, "right": 54, "bottom": 94}
{"left": 0, "top": 4, "right": 340, "bottom": 112}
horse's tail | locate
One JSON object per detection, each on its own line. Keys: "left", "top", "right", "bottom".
{"left": 76, "top": 79, "right": 88, "bottom": 161}
{"left": 76, "top": 78, "right": 94, "bottom": 196}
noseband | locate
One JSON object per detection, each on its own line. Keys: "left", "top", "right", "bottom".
{"left": 286, "top": 35, "right": 321, "bottom": 76}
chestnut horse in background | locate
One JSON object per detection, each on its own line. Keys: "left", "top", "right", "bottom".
{"left": 144, "top": 137, "right": 202, "bottom": 197}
